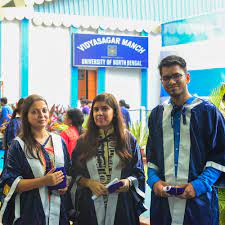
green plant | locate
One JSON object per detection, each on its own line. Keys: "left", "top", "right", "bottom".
{"left": 129, "top": 121, "right": 149, "bottom": 149}
{"left": 209, "top": 84, "right": 225, "bottom": 225}
{"left": 209, "top": 85, "right": 225, "bottom": 108}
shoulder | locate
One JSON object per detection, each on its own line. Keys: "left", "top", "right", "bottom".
{"left": 7, "top": 139, "right": 25, "bottom": 158}
{"left": 51, "top": 132, "right": 66, "bottom": 145}
{"left": 192, "top": 98, "right": 218, "bottom": 113}
{"left": 1, "top": 106, "right": 7, "bottom": 111}
{"left": 151, "top": 104, "right": 164, "bottom": 116}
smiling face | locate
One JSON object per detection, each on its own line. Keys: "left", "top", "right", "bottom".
{"left": 161, "top": 65, "right": 190, "bottom": 98}
{"left": 28, "top": 100, "right": 49, "bottom": 129}
{"left": 93, "top": 101, "right": 114, "bottom": 130}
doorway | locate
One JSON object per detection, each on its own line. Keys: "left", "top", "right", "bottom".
{"left": 78, "top": 69, "right": 97, "bottom": 100}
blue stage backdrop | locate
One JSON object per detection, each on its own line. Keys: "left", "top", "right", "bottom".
{"left": 72, "top": 33, "right": 148, "bottom": 68}
{"left": 161, "top": 67, "right": 225, "bottom": 98}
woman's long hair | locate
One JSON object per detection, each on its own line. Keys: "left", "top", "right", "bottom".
{"left": 10, "top": 98, "right": 24, "bottom": 122}
{"left": 19, "top": 94, "right": 48, "bottom": 160}
{"left": 79, "top": 93, "right": 131, "bottom": 163}
{"left": 66, "top": 108, "right": 84, "bottom": 135}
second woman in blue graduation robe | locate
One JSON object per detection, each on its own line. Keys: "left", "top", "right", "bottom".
{"left": 71, "top": 93, "right": 146, "bottom": 225}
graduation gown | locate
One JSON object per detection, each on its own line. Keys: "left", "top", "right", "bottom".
{"left": 71, "top": 132, "right": 146, "bottom": 225}
{"left": 147, "top": 97, "right": 225, "bottom": 225}
{"left": 0, "top": 134, "right": 71, "bottom": 225}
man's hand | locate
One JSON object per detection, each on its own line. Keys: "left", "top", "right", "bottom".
{"left": 176, "top": 183, "right": 196, "bottom": 199}
{"left": 153, "top": 180, "right": 171, "bottom": 198}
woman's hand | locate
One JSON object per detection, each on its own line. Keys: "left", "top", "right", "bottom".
{"left": 44, "top": 168, "right": 64, "bottom": 186}
{"left": 87, "top": 179, "right": 108, "bottom": 197}
{"left": 116, "top": 179, "right": 130, "bottom": 192}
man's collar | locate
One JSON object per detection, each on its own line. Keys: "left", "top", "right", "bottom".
{"left": 169, "top": 95, "right": 196, "bottom": 106}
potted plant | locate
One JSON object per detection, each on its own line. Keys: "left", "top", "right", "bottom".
{"left": 129, "top": 121, "right": 149, "bottom": 163}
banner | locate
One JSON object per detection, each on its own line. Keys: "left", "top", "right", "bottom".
{"left": 162, "top": 12, "right": 225, "bottom": 46}
{"left": 72, "top": 33, "right": 148, "bottom": 68}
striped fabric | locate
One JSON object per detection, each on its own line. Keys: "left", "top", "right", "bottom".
{"left": 34, "top": 0, "right": 225, "bottom": 23}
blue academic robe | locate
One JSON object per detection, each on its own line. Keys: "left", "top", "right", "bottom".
{"left": 0, "top": 136, "right": 71, "bottom": 225}
{"left": 71, "top": 132, "right": 146, "bottom": 225}
{"left": 147, "top": 98, "right": 225, "bottom": 225}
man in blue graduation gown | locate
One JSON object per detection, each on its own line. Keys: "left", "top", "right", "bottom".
{"left": 146, "top": 55, "right": 225, "bottom": 225}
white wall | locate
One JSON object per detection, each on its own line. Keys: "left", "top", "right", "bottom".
{"left": 105, "top": 68, "right": 141, "bottom": 108}
{"left": 148, "top": 33, "right": 162, "bottom": 109}
{"left": 1, "top": 20, "right": 20, "bottom": 103}
{"left": 161, "top": 37, "right": 225, "bottom": 70}
{"left": 29, "top": 23, "right": 71, "bottom": 107}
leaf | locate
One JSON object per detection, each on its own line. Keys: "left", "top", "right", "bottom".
{"left": 129, "top": 121, "right": 149, "bottom": 149}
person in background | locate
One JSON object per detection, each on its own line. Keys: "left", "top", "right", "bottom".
{"left": 119, "top": 99, "right": 131, "bottom": 129}
{"left": 71, "top": 93, "right": 146, "bottom": 225}
{"left": 87, "top": 100, "right": 92, "bottom": 110}
{"left": 3, "top": 98, "right": 24, "bottom": 166}
{"left": 146, "top": 55, "right": 225, "bottom": 225}
{"left": 81, "top": 99, "right": 90, "bottom": 115}
{"left": 0, "top": 94, "right": 70, "bottom": 225}
{"left": 60, "top": 108, "right": 84, "bottom": 158}
{"left": 0, "top": 97, "right": 13, "bottom": 127}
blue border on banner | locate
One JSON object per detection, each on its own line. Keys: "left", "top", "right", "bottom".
{"left": 21, "top": 19, "right": 29, "bottom": 98}
{"left": 97, "top": 68, "right": 106, "bottom": 94}
{"left": 70, "top": 27, "right": 78, "bottom": 107}
{"left": 72, "top": 33, "right": 148, "bottom": 68}
{"left": 141, "top": 31, "right": 148, "bottom": 109}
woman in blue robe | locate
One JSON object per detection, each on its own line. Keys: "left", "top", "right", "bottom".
{"left": 71, "top": 93, "right": 146, "bottom": 225}
{"left": 0, "top": 95, "right": 71, "bottom": 225}
{"left": 3, "top": 98, "right": 24, "bottom": 167}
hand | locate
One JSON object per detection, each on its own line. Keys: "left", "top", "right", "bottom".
{"left": 153, "top": 180, "right": 171, "bottom": 198}
{"left": 87, "top": 180, "right": 108, "bottom": 197}
{"left": 49, "top": 104, "right": 56, "bottom": 117}
{"left": 176, "top": 183, "right": 196, "bottom": 199}
{"left": 44, "top": 168, "right": 64, "bottom": 186}
{"left": 58, "top": 186, "right": 68, "bottom": 195}
{"left": 116, "top": 179, "right": 130, "bottom": 192}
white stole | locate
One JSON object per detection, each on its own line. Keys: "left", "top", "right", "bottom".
{"left": 86, "top": 153, "right": 122, "bottom": 225}
{"left": 162, "top": 98, "right": 202, "bottom": 225}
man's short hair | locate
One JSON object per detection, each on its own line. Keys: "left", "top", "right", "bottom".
{"left": 0, "top": 97, "right": 7, "bottom": 104}
{"left": 158, "top": 55, "right": 187, "bottom": 76}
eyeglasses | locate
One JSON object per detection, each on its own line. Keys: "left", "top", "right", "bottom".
{"left": 161, "top": 73, "right": 185, "bottom": 83}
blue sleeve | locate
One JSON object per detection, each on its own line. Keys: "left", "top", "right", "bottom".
{"left": 0, "top": 107, "right": 7, "bottom": 125}
{"left": 1, "top": 140, "right": 24, "bottom": 187}
{"left": 1, "top": 107, "right": 8, "bottom": 120}
{"left": 147, "top": 168, "right": 160, "bottom": 189}
{"left": 127, "top": 111, "right": 131, "bottom": 125}
{"left": 191, "top": 167, "right": 222, "bottom": 197}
